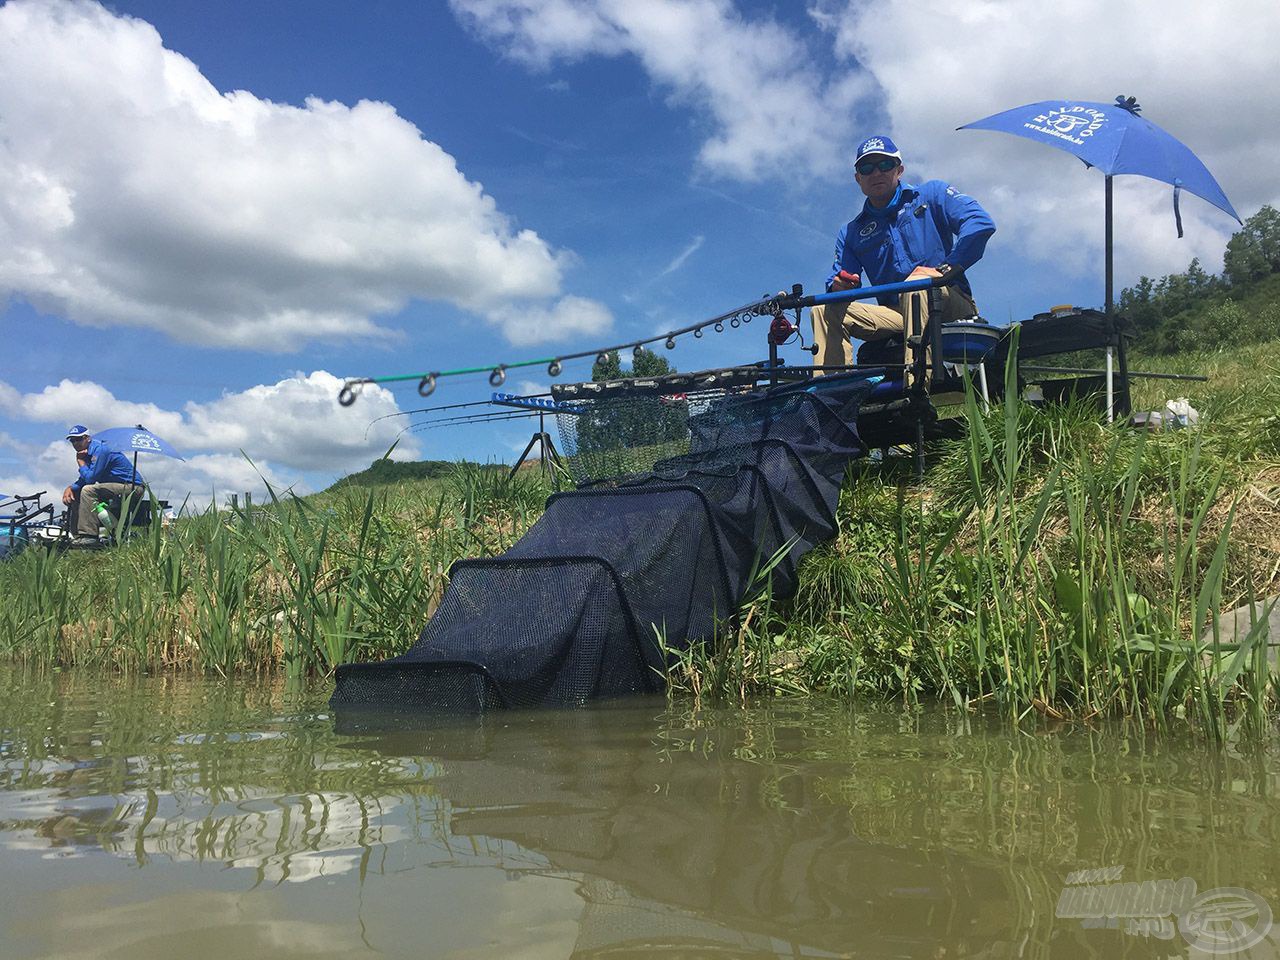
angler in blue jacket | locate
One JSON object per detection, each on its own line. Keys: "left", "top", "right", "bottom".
{"left": 811, "top": 135, "right": 995, "bottom": 371}
{"left": 60, "top": 424, "right": 145, "bottom": 544}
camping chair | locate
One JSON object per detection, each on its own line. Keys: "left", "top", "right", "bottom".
{"left": 844, "top": 282, "right": 985, "bottom": 476}
{"left": 56, "top": 487, "right": 168, "bottom": 547}
{"left": 100, "top": 487, "right": 168, "bottom": 540}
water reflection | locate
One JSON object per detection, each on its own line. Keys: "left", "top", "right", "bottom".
{"left": 377, "top": 709, "right": 1026, "bottom": 958}
{"left": 1, "top": 672, "right": 1278, "bottom": 958}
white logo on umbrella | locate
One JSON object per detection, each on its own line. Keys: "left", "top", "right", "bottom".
{"left": 1046, "top": 113, "right": 1090, "bottom": 134}
{"left": 1025, "top": 105, "right": 1108, "bottom": 144}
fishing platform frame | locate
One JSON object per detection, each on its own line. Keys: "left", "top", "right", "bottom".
{"left": 544, "top": 273, "right": 1204, "bottom": 478}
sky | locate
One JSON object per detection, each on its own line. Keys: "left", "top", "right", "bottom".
{"left": 2, "top": 0, "right": 1277, "bottom": 509}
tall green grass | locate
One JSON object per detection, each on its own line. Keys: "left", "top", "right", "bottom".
{"left": 3, "top": 340, "right": 1277, "bottom": 734}
{"left": 671, "top": 337, "right": 1280, "bottom": 736}
{"left": 0, "top": 466, "right": 552, "bottom": 676}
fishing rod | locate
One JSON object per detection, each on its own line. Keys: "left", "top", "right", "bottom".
{"left": 337, "top": 294, "right": 788, "bottom": 407}
{"left": 398, "top": 409, "right": 543, "bottom": 438}
{"left": 364, "top": 396, "right": 547, "bottom": 440}
{"left": 337, "top": 274, "right": 959, "bottom": 407}
{"left": 776, "top": 274, "right": 946, "bottom": 310}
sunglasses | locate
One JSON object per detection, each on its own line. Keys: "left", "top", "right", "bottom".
{"left": 856, "top": 157, "right": 899, "bottom": 175}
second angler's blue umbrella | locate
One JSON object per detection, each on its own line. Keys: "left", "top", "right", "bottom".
{"left": 959, "top": 96, "right": 1241, "bottom": 418}
{"left": 95, "top": 425, "right": 185, "bottom": 485}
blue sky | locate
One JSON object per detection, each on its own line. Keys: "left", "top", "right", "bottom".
{"left": 2, "top": 0, "right": 1275, "bottom": 507}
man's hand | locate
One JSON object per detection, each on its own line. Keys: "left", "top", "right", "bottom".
{"left": 62, "top": 486, "right": 75, "bottom": 506}
{"left": 907, "top": 265, "right": 944, "bottom": 280}
{"left": 831, "top": 269, "right": 860, "bottom": 291}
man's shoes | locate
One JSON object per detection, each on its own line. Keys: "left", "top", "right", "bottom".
{"left": 69, "top": 535, "right": 105, "bottom": 549}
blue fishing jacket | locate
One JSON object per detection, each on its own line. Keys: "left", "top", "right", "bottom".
{"left": 826, "top": 180, "right": 995, "bottom": 305}
{"left": 72, "top": 439, "right": 144, "bottom": 492}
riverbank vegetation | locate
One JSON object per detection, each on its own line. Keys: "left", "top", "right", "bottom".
{"left": 0, "top": 464, "right": 552, "bottom": 680}
{"left": 674, "top": 337, "right": 1279, "bottom": 736}
{"left": 3, "top": 331, "right": 1276, "bottom": 734}
{"left": 3, "top": 220, "right": 1279, "bottom": 734}
{"left": 1118, "top": 205, "right": 1280, "bottom": 354}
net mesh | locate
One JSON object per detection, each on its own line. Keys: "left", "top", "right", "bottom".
{"left": 331, "top": 372, "right": 875, "bottom": 715}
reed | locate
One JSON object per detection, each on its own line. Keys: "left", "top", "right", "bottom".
{"left": 0, "top": 466, "right": 552, "bottom": 676}
{"left": 676, "top": 337, "right": 1280, "bottom": 736}
{"left": 2, "top": 340, "right": 1276, "bottom": 732}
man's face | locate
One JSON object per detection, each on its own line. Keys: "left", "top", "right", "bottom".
{"left": 855, "top": 155, "right": 903, "bottom": 205}
{"left": 69, "top": 435, "right": 90, "bottom": 455}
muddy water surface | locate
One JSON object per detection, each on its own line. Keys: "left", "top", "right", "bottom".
{"left": 1, "top": 670, "right": 1278, "bottom": 958}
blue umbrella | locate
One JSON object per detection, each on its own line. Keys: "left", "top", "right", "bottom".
{"left": 959, "top": 95, "right": 1241, "bottom": 417}
{"left": 95, "top": 424, "right": 185, "bottom": 485}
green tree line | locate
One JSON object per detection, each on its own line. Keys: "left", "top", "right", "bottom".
{"left": 1118, "top": 205, "right": 1280, "bottom": 353}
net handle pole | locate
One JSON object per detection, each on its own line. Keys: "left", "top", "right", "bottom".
{"left": 780, "top": 271, "right": 962, "bottom": 310}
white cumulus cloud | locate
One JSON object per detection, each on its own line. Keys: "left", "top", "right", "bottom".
{"left": 819, "top": 0, "right": 1279, "bottom": 285}
{"left": 448, "top": 0, "right": 877, "bottom": 181}
{"left": 0, "top": 0, "right": 611, "bottom": 349}
{"left": 0, "top": 371, "right": 417, "bottom": 507}
{"left": 451, "top": 0, "right": 1277, "bottom": 293}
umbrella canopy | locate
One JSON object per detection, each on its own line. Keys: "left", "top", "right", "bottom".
{"left": 95, "top": 425, "right": 184, "bottom": 487}
{"left": 959, "top": 96, "right": 1240, "bottom": 225}
{"left": 959, "top": 95, "right": 1241, "bottom": 420}
{"left": 94, "top": 425, "right": 184, "bottom": 461}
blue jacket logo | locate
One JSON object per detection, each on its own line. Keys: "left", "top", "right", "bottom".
{"left": 858, "top": 221, "right": 878, "bottom": 238}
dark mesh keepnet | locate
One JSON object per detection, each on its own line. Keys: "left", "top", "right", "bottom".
{"left": 555, "top": 390, "right": 708, "bottom": 486}
{"left": 331, "top": 373, "right": 875, "bottom": 715}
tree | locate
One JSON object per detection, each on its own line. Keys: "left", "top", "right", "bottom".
{"left": 591, "top": 350, "right": 622, "bottom": 381}
{"left": 633, "top": 348, "right": 676, "bottom": 378}
{"left": 1116, "top": 205, "right": 1280, "bottom": 354}
{"left": 575, "top": 348, "right": 685, "bottom": 478}
{"left": 1224, "top": 205, "right": 1280, "bottom": 288}
{"left": 1118, "top": 275, "right": 1160, "bottom": 337}
{"left": 590, "top": 347, "right": 676, "bottom": 380}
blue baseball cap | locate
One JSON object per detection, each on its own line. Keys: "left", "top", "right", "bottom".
{"left": 65, "top": 424, "right": 89, "bottom": 439}
{"left": 855, "top": 135, "right": 902, "bottom": 164}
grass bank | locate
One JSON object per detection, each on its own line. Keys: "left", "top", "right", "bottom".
{"left": 2, "top": 340, "right": 1277, "bottom": 733}
{"left": 0, "top": 464, "right": 551, "bottom": 680}
{"left": 672, "top": 337, "right": 1280, "bottom": 735}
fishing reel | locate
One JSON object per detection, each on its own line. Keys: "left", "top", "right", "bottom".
{"left": 767, "top": 284, "right": 812, "bottom": 352}
{"left": 767, "top": 312, "right": 795, "bottom": 346}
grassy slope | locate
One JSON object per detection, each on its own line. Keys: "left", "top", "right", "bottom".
{"left": 2, "top": 301, "right": 1277, "bottom": 731}
{"left": 0, "top": 465, "right": 552, "bottom": 678}
{"left": 325, "top": 458, "right": 501, "bottom": 490}
{"left": 673, "top": 333, "right": 1279, "bottom": 732}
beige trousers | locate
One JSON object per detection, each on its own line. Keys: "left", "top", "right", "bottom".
{"left": 72, "top": 482, "right": 143, "bottom": 536}
{"left": 810, "top": 286, "right": 978, "bottom": 377}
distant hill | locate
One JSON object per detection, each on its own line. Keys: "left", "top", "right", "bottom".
{"left": 325, "top": 458, "right": 504, "bottom": 491}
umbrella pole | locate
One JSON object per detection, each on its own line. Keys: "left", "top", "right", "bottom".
{"left": 1105, "top": 175, "right": 1115, "bottom": 422}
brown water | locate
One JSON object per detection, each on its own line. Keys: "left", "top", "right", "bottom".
{"left": 1, "top": 670, "right": 1278, "bottom": 959}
